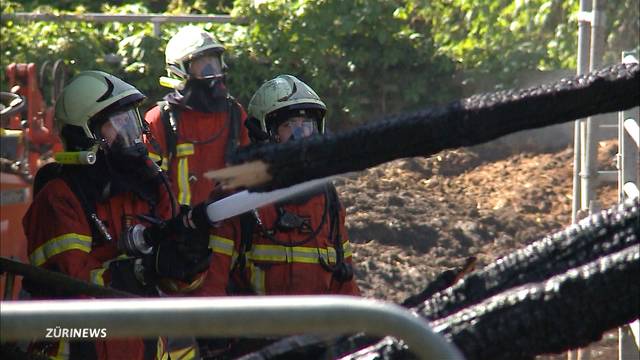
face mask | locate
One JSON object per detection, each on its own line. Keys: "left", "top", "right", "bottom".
{"left": 92, "top": 109, "right": 160, "bottom": 196}
{"left": 104, "top": 143, "right": 161, "bottom": 200}
{"left": 182, "top": 77, "right": 228, "bottom": 113}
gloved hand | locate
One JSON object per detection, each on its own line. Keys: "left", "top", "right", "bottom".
{"left": 143, "top": 238, "right": 211, "bottom": 283}
{"left": 173, "top": 204, "right": 211, "bottom": 262}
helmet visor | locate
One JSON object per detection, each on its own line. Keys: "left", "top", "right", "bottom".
{"left": 188, "top": 54, "right": 224, "bottom": 79}
{"left": 94, "top": 108, "right": 144, "bottom": 149}
{"left": 279, "top": 117, "right": 318, "bottom": 141}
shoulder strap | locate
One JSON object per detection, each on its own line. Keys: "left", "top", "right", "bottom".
{"left": 235, "top": 211, "right": 258, "bottom": 273}
{"left": 158, "top": 100, "right": 180, "bottom": 161}
{"left": 224, "top": 97, "right": 241, "bottom": 164}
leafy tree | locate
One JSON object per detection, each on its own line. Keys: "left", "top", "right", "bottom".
{"left": 2, "top": 0, "right": 637, "bottom": 128}
{"left": 401, "top": 0, "right": 639, "bottom": 91}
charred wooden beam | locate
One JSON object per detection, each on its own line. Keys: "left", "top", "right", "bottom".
{"left": 208, "top": 63, "right": 640, "bottom": 191}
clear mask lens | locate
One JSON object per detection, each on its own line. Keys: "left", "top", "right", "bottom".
{"left": 287, "top": 118, "right": 317, "bottom": 140}
{"left": 96, "top": 108, "right": 143, "bottom": 149}
{"left": 188, "top": 55, "right": 224, "bottom": 79}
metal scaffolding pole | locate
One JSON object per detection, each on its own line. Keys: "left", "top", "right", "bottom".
{"left": 572, "top": 0, "right": 592, "bottom": 224}
{"left": 618, "top": 51, "right": 640, "bottom": 360}
{"left": 580, "top": 0, "right": 606, "bottom": 215}
{"left": 0, "top": 12, "right": 247, "bottom": 36}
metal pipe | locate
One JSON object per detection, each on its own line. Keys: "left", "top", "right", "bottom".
{"left": 581, "top": 0, "right": 605, "bottom": 215}
{"left": 0, "top": 296, "right": 464, "bottom": 360}
{"left": 572, "top": 0, "right": 592, "bottom": 224}
{"left": 0, "top": 257, "right": 135, "bottom": 299}
{"left": 571, "top": 3, "right": 593, "bottom": 358}
{"left": 0, "top": 12, "right": 247, "bottom": 25}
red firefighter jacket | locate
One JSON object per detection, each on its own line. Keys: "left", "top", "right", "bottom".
{"left": 144, "top": 102, "right": 249, "bottom": 207}
{"left": 23, "top": 178, "right": 172, "bottom": 360}
{"left": 194, "top": 190, "right": 360, "bottom": 297}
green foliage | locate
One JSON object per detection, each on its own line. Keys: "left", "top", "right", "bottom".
{"left": 227, "top": 0, "right": 458, "bottom": 128}
{"left": 403, "top": 0, "right": 639, "bottom": 90}
{"left": 2, "top": 0, "right": 638, "bottom": 129}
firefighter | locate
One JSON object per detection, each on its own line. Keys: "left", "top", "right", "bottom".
{"left": 23, "top": 71, "right": 211, "bottom": 360}
{"left": 233, "top": 74, "right": 360, "bottom": 296}
{"left": 144, "top": 25, "right": 250, "bottom": 359}
{"left": 144, "top": 25, "right": 250, "bottom": 206}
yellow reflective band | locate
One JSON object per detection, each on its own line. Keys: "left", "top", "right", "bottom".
{"left": 148, "top": 152, "right": 169, "bottom": 171}
{"left": 1, "top": 128, "right": 23, "bottom": 138}
{"left": 177, "top": 157, "right": 191, "bottom": 205}
{"left": 209, "top": 235, "right": 234, "bottom": 256}
{"left": 176, "top": 143, "right": 194, "bottom": 157}
{"left": 89, "top": 268, "right": 106, "bottom": 286}
{"left": 246, "top": 241, "right": 353, "bottom": 265}
{"left": 343, "top": 241, "right": 353, "bottom": 258}
{"left": 249, "top": 262, "right": 266, "bottom": 295}
{"left": 230, "top": 250, "right": 239, "bottom": 270}
{"left": 29, "top": 233, "right": 92, "bottom": 267}
{"left": 148, "top": 152, "right": 161, "bottom": 162}
{"left": 51, "top": 340, "right": 69, "bottom": 360}
{"left": 169, "top": 345, "right": 197, "bottom": 360}
{"left": 157, "top": 337, "right": 169, "bottom": 360}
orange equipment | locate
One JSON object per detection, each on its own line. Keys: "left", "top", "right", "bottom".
{"left": 0, "top": 61, "right": 65, "bottom": 299}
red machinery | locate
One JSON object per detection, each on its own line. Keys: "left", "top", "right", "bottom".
{"left": 1, "top": 61, "right": 65, "bottom": 299}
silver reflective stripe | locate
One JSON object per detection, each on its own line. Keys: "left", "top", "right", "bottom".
{"left": 29, "top": 233, "right": 92, "bottom": 267}
{"left": 148, "top": 152, "right": 168, "bottom": 171}
{"left": 89, "top": 268, "right": 106, "bottom": 286}
{"left": 208, "top": 235, "right": 234, "bottom": 256}
{"left": 250, "top": 262, "right": 266, "bottom": 295}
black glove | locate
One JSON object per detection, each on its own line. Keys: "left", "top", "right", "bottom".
{"left": 143, "top": 238, "right": 211, "bottom": 282}
{"left": 172, "top": 204, "right": 212, "bottom": 264}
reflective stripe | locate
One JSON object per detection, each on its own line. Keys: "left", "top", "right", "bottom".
{"left": 176, "top": 143, "right": 194, "bottom": 157}
{"left": 230, "top": 250, "right": 238, "bottom": 270}
{"left": 177, "top": 157, "right": 191, "bottom": 205}
{"left": 343, "top": 241, "right": 353, "bottom": 258}
{"left": 148, "top": 152, "right": 168, "bottom": 171}
{"left": 169, "top": 346, "right": 197, "bottom": 360}
{"left": 51, "top": 340, "right": 69, "bottom": 360}
{"left": 208, "top": 235, "right": 234, "bottom": 256}
{"left": 29, "top": 233, "right": 92, "bottom": 267}
{"left": 148, "top": 152, "right": 161, "bottom": 162}
{"left": 157, "top": 337, "right": 169, "bottom": 360}
{"left": 246, "top": 241, "right": 353, "bottom": 265}
{"left": 250, "top": 262, "right": 265, "bottom": 295}
{"left": 89, "top": 268, "right": 106, "bottom": 286}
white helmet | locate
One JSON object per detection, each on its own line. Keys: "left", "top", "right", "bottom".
{"left": 55, "top": 70, "right": 145, "bottom": 151}
{"left": 165, "top": 26, "right": 226, "bottom": 81}
{"left": 248, "top": 75, "right": 327, "bottom": 138}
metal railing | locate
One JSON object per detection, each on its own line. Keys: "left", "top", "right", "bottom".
{"left": 0, "top": 12, "right": 247, "bottom": 36}
{"left": 617, "top": 50, "right": 640, "bottom": 360}
{"left": 0, "top": 296, "right": 464, "bottom": 360}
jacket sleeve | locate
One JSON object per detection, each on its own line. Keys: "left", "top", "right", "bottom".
{"left": 24, "top": 180, "right": 112, "bottom": 288}
{"left": 191, "top": 218, "right": 240, "bottom": 296}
